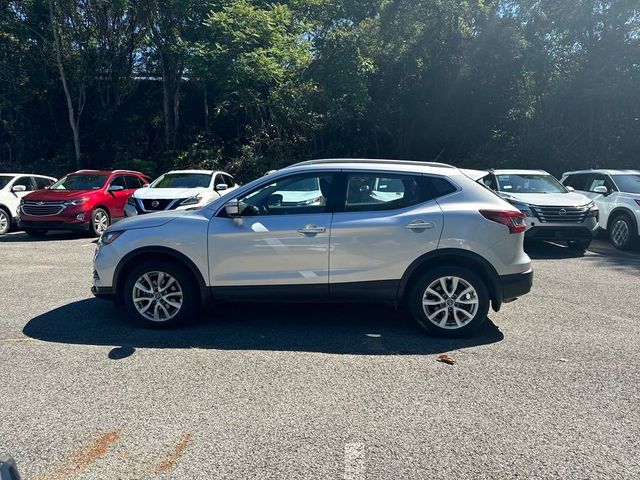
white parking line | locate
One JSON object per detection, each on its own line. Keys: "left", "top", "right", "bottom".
{"left": 344, "top": 442, "right": 365, "bottom": 480}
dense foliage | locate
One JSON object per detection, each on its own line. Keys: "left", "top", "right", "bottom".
{"left": 1, "top": 1, "right": 639, "bottom": 181}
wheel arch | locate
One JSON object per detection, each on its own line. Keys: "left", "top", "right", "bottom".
{"left": 0, "top": 203, "right": 12, "bottom": 228}
{"left": 607, "top": 207, "right": 639, "bottom": 233}
{"left": 397, "top": 249, "right": 502, "bottom": 311}
{"left": 113, "top": 246, "right": 209, "bottom": 305}
{"left": 92, "top": 204, "right": 111, "bottom": 219}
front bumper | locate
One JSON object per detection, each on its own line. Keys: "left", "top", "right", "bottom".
{"left": 524, "top": 225, "right": 596, "bottom": 241}
{"left": 499, "top": 268, "right": 533, "bottom": 301}
{"left": 91, "top": 285, "right": 115, "bottom": 300}
{"left": 19, "top": 219, "right": 90, "bottom": 231}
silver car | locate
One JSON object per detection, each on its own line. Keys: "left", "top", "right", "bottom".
{"left": 92, "top": 159, "right": 532, "bottom": 337}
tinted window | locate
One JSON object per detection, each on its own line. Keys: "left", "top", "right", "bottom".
{"left": 13, "top": 176, "right": 35, "bottom": 191}
{"left": 124, "top": 175, "right": 143, "bottom": 189}
{"left": 151, "top": 173, "right": 212, "bottom": 188}
{"left": 585, "top": 174, "right": 615, "bottom": 193}
{"left": 238, "top": 173, "right": 332, "bottom": 216}
{"left": 110, "top": 176, "right": 127, "bottom": 189}
{"left": 223, "top": 174, "right": 235, "bottom": 187}
{"left": 52, "top": 174, "right": 108, "bottom": 190}
{"left": 0, "top": 175, "right": 13, "bottom": 189}
{"left": 562, "top": 174, "right": 589, "bottom": 190}
{"left": 480, "top": 175, "right": 497, "bottom": 191}
{"left": 34, "top": 177, "right": 54, "bottom": 189}
{"left": 611, "top": 174, "right": 640, "bottom": 194}
{"left": 344, "top": 173, "right": 448, "bottom": 212}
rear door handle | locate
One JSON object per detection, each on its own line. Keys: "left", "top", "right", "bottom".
{"left": 297, "top": 224, "right": 326, "bottom": 235}
{"left": 406, "top": 220, "right": 435, "bottom": 230}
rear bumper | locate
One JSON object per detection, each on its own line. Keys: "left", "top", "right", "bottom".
{"left": 91, "top": 285, "right": 116, "bottom": 300}
{"left": 499, "top": 268, "right": 533, "bottom": 301}
{"left": 19, "top": 219, "right": 90, "bottom": 231}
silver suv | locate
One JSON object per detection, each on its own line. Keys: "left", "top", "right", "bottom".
{"left": 92, "top": 159, "right": 533, "bottom": 337}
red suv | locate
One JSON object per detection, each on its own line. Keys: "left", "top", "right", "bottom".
{"left": 18, "top": 169, "right": 150, "bottom": 237}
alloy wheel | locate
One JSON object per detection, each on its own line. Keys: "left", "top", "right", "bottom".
{"left": 132, "top": 271, "right": 183, "bottom": 322}
{"left": 94, "top": 210, "right": 109, "bottom": 235}
{"left": 0, "top": 210, "right": 8, "bottom": 234}
{"left": 422, "top": 276, "right": 479, "bottom": 329}
{"left": 611, "top": 219, "right": 629, "bottom": 248}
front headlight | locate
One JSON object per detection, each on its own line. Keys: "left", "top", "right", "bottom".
{"left": 507, "top": 200, "right": 533, "bottom": 217}
{"left": 180, "top": 194, "right": 203, "bottom": 206}
{"left": 98, "top": 230, "right": 124, "bottom": 246}
{"left": 63, "top": 197, "right": 89, "bottom": 207}
{"left": 586, "top": 202, "right": 599, "bottom": 218}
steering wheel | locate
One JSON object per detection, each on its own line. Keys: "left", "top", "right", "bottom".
{"left": 240, "top": 204, "right": 261, "bottom": 216}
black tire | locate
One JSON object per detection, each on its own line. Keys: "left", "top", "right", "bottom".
{"left": 90, "top": 208, "right": 110, "bottom": 237}
{"left": 0, "top": 208, "right": 10, "bottom": 235}
{"left": 609, "top": 213, "right": 638, "bottom": 250}
{"left": 123, "top": 260, "right": 199, "bottom": 328}
{"left": 566, "top": 239, "right": 591, "bottom": 251}
{"left": 24, "top": 228, "right": 48, "bottom": 237}
{"left": 408, "top": 266, "right": 490, "bottom": 338}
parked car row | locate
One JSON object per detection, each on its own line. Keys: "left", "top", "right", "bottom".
{"left": 0, "top": 168, "right": 238, "bottom": 237}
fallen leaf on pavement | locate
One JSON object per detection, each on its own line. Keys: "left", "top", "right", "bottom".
{"left": 437, "top": 354, "right": 456, "bottom": 365}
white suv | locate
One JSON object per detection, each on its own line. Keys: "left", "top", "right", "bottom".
{"left": 561, "top": 169, "right": 640, "bottom": 249}
{"left": 474, "top": 169, "right": 599, "bottom": 251}
{"left": 0, "top": 173, "right": 56, "bottom": 234}
{"left": 92, "top": 159, "right": 533, "bottom": 337}
{"left": 125, "top": 170, "right": 238, "bottom": 216}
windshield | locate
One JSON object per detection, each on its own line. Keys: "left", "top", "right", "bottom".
{"left": 495, "top": 174, "right": 566, "bottom": 194}
{"left": 612, "top": 174, "right": 640, "bottom": 194}
{"left": 151, "top": 173, "right": 212, "bottom": 189}
{"left": 0, "top": 175, "right": 13, "bottom": 189}
{"left": 51, "top": 174, "right": 108, "bottom": 190}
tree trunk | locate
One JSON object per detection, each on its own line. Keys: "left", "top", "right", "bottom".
{"left": 203, "top": 83, "right": 209, "bottom": 131}
{"left": 49, "top": 0, "right": 82, "bottom": 169}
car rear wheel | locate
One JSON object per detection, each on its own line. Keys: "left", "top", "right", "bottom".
{"left": 0, "top": 209, "right": 10, "bottom": 235}
{"left": 24, "top": 228, "right": 47, "bottom": 237}
{"left": 609, "top": 214, "right": 637, "bottom": 250}
{"left": 408, "top": 266, "right": 490, "bottom": 337}
{"left": 90, "top": 208, "right": 109, "bottom": 237}
{"left": 566, "top": 239, "right": 591, "bottom": 251}
{"left": 123, "top": 260, "right": 198, "bottom": 328}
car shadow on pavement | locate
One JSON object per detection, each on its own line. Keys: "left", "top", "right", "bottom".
{"left": 23, "top": 298, "right": 504, "bottom": 356}
{"left": 0, "top": 231, "right": 92, "bottom": 242}
{"left": 525, "top": 241, "right": 586, "bottom": 259}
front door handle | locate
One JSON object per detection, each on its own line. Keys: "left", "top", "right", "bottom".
{"left": 297, "top": 224, "right": 326, "bottom": 235}
{"left": 406, "top": 220, "right": 435, "bottom": 230}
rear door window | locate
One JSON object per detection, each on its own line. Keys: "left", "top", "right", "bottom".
{"left": 124, "top": 175, "right": 143, "bottom": 190}
{"left": 13, "top": 176, "right": 35, "bottom": 191}
{"left": 34, "top": 177, "right": 54, "bottom": 189}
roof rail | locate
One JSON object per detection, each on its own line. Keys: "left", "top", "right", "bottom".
{"left": 289, "top": 158, "right": 456, "bottom": 169}
{"left": 112, "top": 169, "right": 140, "bottom": 174}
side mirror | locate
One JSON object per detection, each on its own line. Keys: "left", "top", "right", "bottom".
{"left": 224, "top": 198, "right": 240, "bottom": 217}
{"left": 565, "top": 186, "right": 575, "bottom": 192}
{"left": 593, "top": 186, "right": 608, "bottom": 195}
{"left": 108, "top": 185, "right": 125, "bottom": 192}
{"left": 11, "top": 185, "right": 26, "bottom": 193}
{"left": 215, "top": 183, "right": 228, "bottom": 192}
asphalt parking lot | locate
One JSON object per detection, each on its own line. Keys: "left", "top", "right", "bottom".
{"left": 0, "top": 232, "right": 639, "bottom": 479}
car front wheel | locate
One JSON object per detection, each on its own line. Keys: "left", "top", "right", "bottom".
{"left": 123, "top": 260, "right": 198, "bottom": 328}
{"left": 90, "top": 208, "right": 109, "bottom": 237}
{"left": 609, "top": 214, "right": 637, "bottom": 250}
{"left": 408, "top": 266, "right": 490, "bottom": 337}
{"left": 0, "top": 209, "right": 10, "bottom": 235}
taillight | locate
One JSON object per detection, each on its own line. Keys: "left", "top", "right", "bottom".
{"left": 480, "top": 209, "right": 527, "bottom": 234}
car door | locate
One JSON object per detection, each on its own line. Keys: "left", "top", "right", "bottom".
{"left": 8, "top": 176, "right": 36, "bottom": 216}
{"left": 582, "top": 174, "right": 617, "bottom": 226}
{"left": 328, "top": 171, "right": 446, "bottom": 301}
{"left": 106, "top": 175, "right": 129, "bottom": 219}
{"left": 208, "top": 171, "right": 336, "bottom": 298}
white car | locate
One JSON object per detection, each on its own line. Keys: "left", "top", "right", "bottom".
{"left": 561, "top": 169, "right": 640, "bottom": 249}
{"left": 0, "top": 173, "right": 57, "bottom": 234}
{"left": 471, "top": 169, "right": 599, "bottom": 251}
{"left": 125, "top": 170, "right": 238, "bottom": 216}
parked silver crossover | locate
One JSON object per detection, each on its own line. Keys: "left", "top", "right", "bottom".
{"left": 92, "top": 159, "right": 533, "bottom": 337}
